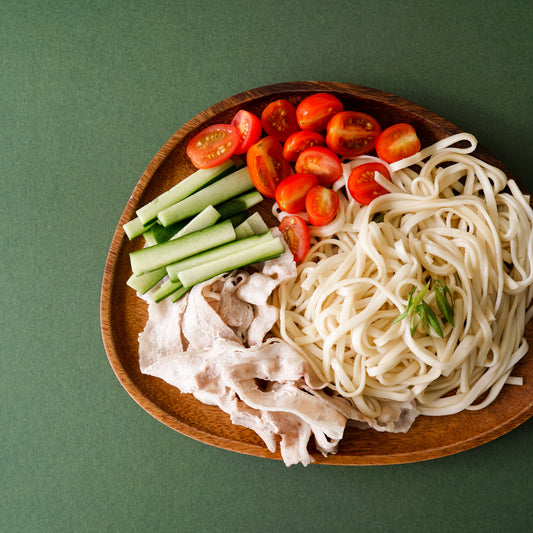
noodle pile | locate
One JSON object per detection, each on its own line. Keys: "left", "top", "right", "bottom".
{"left": 271, "top": 133, "right": 533, "bottom": 420}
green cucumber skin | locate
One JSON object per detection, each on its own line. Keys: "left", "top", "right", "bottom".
{"left": 234, "top": 221, "right": 255, "bottom": 239}
{"left": 166, "top": 231, "right": 274, "bottom": 282}
{"left": 152, "top": 279, "right": 184, "bottom": 303}
{"left": 178, "top": 237, "right": 284, "bottom": 288}
{"left": 216, "top": 190, "right": 263, "bottom": 219}
{"left": 149, "top": 220, "right": 188, "bottom": 244}
{"left": 174, "top": 205, "right": 220, "bottom": 238}
{"left": 169, "top": 285, "right": 190, "bottom": 302}
{"left": 150, "top": 209, "right": 250, "bottom": 245}
{"left": 130, "top": 219, "right": 236, "bottom": 275}
{"left": 157, "top": 166, "right": 254, "bottom": 227}
{"left": 124, "top": 217, "right": 156, "bottom": 240}
{"left": 244, "top": 211, "right": 269, "bottom": 235}
{"left": 136, "top": 160, "right": 234, "bottom": 225}
{"left": 130, "top": 191, "right": 261, "bottom": 244}
{"left": 126, "top": 267, "right": 167, "bottom": 294}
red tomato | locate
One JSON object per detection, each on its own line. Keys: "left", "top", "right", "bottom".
{"left": 275, "top": 173, "right": 318, "bottom": 214}
{"left": 347, "top": 162, "right": 391, "bottom": 205}
{"left": 186, "top": 124, "right": 240, "bottom": 169}
{"left": 295, "top": 146, "right": 342, "bottom": 187}
{"left": 282, "top": 130, "right": 325, "bottom": 162}
{"left": 279, "top": 215, "right": 310, "bottom": 263}
{"left": 326, "top": 111, "right": 382, "bottom": 157}
{"left": 296, "top": 92, "right": 344, "bottom": 132}
{"left": 305, "top": 186, "right": 339, "bottom": 226}
{"left": 376, "top": 123, "right": 421, "bottom": 163}
{"left": 261, "top": 99, "right": 299, "bottom": 142}
{"left": 230, "top": 110, "right": 262, "bottom": 155}
{"left": 246, "top": 136, "right": 291, "bottom": 198}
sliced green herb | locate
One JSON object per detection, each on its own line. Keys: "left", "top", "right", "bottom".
{"left": 434, "top": 279, "right": 455, "bottom": 326}
{"left": 392, "top": 287, "right": 416, "bottom": 325}
{"left": 420, "top": 300, "right": 443, "bottom": 337}
{"left": 394, "top": 279, "right": 452, "bottom": 338}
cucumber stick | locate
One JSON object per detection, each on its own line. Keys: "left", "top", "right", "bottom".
{"left": 124, "top": 217, "right": 156, "bottom": 240}
{"left": 216, "top": 190, "right": 263, "bottom": 219}
{"left": 130, "top": 219, "right": 236, "bottom": 275}
{"left": 244, "top": 211, "right": 269, "bottom": 235}
{"left": 147, "top": 220, "right": 188, "bottom": 244}
{"left": 152, "top": 278, "right": 184, "bottom": 303}
{"left": 142, "top": 230, "right": 158, "bottom": 247}
{"left": 178, "top": 237, "right": 285, "bottom": 288}
{"left": 126, "top": 267, "right": 167, "bottom": 294}
{"left": 157, "top": 166, "right": 254, "bottom": 227}
{"left": 173, "top": 205, "right": 220, "bottom": 238}
{"left": 234, "top": 220, "right": 255, "bottom": 239}
{"left": 136, "top": 159, "right": 234, "bottom": 225}
{"left": 166, "top": 231, "right": 274, "bottom": 282}
{"left": 170, "top": 285, "right": 190, "bottom": 302}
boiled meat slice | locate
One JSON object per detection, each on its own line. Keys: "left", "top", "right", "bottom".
{"left": 137, "top": 240, "right": 419, "bottom": 466}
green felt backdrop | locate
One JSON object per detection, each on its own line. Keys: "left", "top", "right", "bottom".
{"left": 2, "top": 1, "right": 532, "bottom": 531}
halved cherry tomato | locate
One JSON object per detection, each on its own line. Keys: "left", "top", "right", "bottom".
{"left": 231, "top": 110, "right": 262, "bottom": 155}
{"left": 295, "top": 146, "right": 342, "bottom": 187}
{"left": 186, "top": 124, "right": 240, "bottom": 169}
{"left": 246, "top": 136, "right": 291, "bottom": 198}
{"left": 261, "top": 99, "right": 300, "bottom": 142}
{"left": 305, "top": 185, "right": 339, "bottom": 226}
{"left": 326, "top": 111, "right": 381, "bottom": 157}
{"left": 376, "top": 123, "right": 421, "bottom": 163}
{"left": 296, "top": 92, "right": 344, "bottom": 132}
{"left": 282, "top": 130, "right": 325, "bottom": 162}
{"left": 279, "top": 215, "right": 310, "bottom": 263}
{"left": 275, "top": 173, "right": 318, "bottom": 214}
{"left": 347, "top": 162, "right": 391, "bottom": 205}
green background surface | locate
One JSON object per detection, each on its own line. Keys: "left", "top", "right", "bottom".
{"left": 2, "top": 1, "right": 532, "bottom": 531}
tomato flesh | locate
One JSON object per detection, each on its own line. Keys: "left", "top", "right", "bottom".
{"left": 305, "top": 185, "right": 339, "bottom": 226}
{"left": 246, "top": 136, "right": 291, "bottom": 199}
{"left": 296, "top": 92, "right": 344, "bottom": 132}
{"left": 186, "top": 124, "right": 240, "bottom": 169}
{"left": 347, "top": 162, "right": 391, "bottom": 205}
{"left": 231, "top": 110, "right": 262, "bottom": 155}
{"left": 326, "top": 111, "right": 381, "bottom": 157}
{"left": 275, "top": 173, "right": 318, "bottom": 214}
{"left": 295, "top": 146, "right": 342, "bottom": 187}
{"left": 261, "top": 99, "right": 300, "bottom": 142}
{"left": 279, "top": 215, "right": 310, "bottom": 263}
{"left": 282, "top": 130, "right": 325, "bottom": 162}
{"left": 376, "top": 123, "right": 421, "bottom": 163}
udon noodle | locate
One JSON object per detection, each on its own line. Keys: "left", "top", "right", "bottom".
{"left": 271, "top": 133, "right": 533, "bottom": 419}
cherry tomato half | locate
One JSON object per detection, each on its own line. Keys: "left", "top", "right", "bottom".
{"left": 282, "top": 130, "right": 325, "bottom": 162}
{"left": 347, "top": 162, "right": 391, "bottom": 205}
{"left": 305, "top": 185, "right": 339, "bottom": 226}
{"left": 186, "top": 124, "right": 240, "bottom": 169}
{"left": 375, "top": 123, "right": 421, "bottom": 163}
{"left": 279, "top": 215, "right": 310, "bottom": 263}
{"left": 246, "top": 136, "right": 291, "bottom": 199}
{"left": 261, "top": 99, "right": 300, "bottom": 142}
{"left": 296, "top": 92, "right": 344, "bottom": 132}
{"left": 230, "top": 110, "right": 262, "bottom": 155}
{"left": 295, "top": 146, "right": 343, "bottom": 187}
{"left": 275, "top": 173, "right": 318, "bottom": 214}
{"left": 326, "top": 111, "right": 382, "bottom": 158}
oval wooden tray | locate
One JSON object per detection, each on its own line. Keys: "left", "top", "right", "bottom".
{"left": 101, "top": 81, "right": 533, "bottom": 465}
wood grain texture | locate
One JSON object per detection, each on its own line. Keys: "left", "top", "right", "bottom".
{"left": 100, "top": 81, "right": 533, "bottom": 465}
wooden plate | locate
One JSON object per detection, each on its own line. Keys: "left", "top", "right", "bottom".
{"left": 100, "top": 81, "right": 533, "bottom": 465}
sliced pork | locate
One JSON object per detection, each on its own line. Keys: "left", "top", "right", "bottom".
{"left": 137, "top": 241, "right": 418, "bottom": 466}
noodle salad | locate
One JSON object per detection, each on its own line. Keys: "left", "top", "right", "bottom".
{"left": 127, "top": 89, "right": 533, "bottom": 464}
{"left": 271, "top": 133, "right": 533, "bottom": 420}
